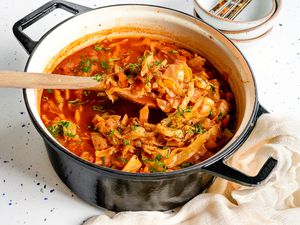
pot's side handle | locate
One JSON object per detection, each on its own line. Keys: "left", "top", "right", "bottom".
{"left": 257, "top": 103, "right": 269, "bottom": 117}
{"left": 202, "top": 103, "right": 276, "bottom": 186}
{"left": 202, "top": 156, "right": 277, "bottom": 186}
{"left": 13, "top": 0, "right": 91, "bottom": 54}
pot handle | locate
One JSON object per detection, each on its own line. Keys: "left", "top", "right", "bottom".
{"left": 13, "top": 0, "right": 91, "bottom": 54}
{"left": 256, "top": 103, "right": 268, "bottom": 117}
{"left": 202, "top": 157, "right": 277, "bottom": 186}
{"left": 202, "top": 103, "right": 277, "bottom": 186}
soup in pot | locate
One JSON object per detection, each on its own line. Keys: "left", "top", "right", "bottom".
{"left": 40, "top": 37, "right": 235, "bottom": 173}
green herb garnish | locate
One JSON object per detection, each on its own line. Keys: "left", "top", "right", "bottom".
{"left": 92, "top": 105, "right": 105, "bottom": 112}
{"left": 48, "top": 121, "right": 76, "bottom": 138}
{"left": 94, "top": 44, "right": 110, "bottom": 52}
{"left": 155, "top": 154, "right": 163, "bottom": 161}
{"left": 117, "top": 127, "right": 123, "bottom": 135}
{"left": 68, "top": 99, "right": 89, "bottom": 106}
{"left": 83, "top": 90, "right": 90, "bottom": 96}
{"left": 168, "top": 50, "right": 178, "bottom": 54}
{"left": 48, "top": 125, "right": 62, "bottom": 138}
{"left": 153, "top": 60, "right": 162, "bottom": 66}
{"left": 192, "top": 124, "right": 206, "bottom": 134}
{"left": 47, "top": 89, "right": 53, "bottom": 94}
{"left": 129, "top": 63, "right": 138, "bottom": 73}
{"left": 165, "top": 147, "right": 171, "bottom": 159}
{"left": 146, "top": 75, "right": 151, "bottom": 86}
{"left": 81, "top": 58, "right": 92, "bottom": 72}
{"left": 57, "top": 121, "right": 75, "bottom": 138}
{"left": 94, "top": 44, "right": 103, "bottom": 51}
{"left": 123, "top": 139, "right": 130, "bottom": 146}
{"left": 131, "top": 124, "right": 139, "bottom": 131}
{"left": 108, "top": 129, "right": 115, "bottom": 137}
{"left": 108, "top": 58, "right": 120, "bottom": 62}
{"left": 100, "top": 61, "right": 109, "bottom": 69}
{"left": 175, "top": 106, "right": 191, "bottom": 117}
{"left": 218, "top": 112, "right": 223, "bottom": 121}
{"left": 92, "top": 73, "right": 106, "bottom": 82}
{"left": 68, "top": 99, "right": 80, "bottom": 104}
{"left": 119, "top": 157, "right": 128, "bottom": 163}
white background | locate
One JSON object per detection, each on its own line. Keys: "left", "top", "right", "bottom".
{"left": 0, "top": 0, "right": 299, "bottom": 224}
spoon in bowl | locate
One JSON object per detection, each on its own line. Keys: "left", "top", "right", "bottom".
{"left": 0, "top": 70, "right": 158, "bottom": 108}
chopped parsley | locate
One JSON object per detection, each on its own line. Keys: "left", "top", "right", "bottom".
{"left": 92, "top": 73, "right": 106, "bottom": 82}
{"left": 92, "top": 105, "right": 105, "bottom": 112}
{"left": 81, "top": 58, "right": 92, "bottom": 72}
{"left": 165, "top": 147, "right": 171, "bottom": 158}
{"left": 129, "top": 63, "right": 138, "bottom": 73}
{"left": 153, "top": 161, "right": 167, "bottom": 172}
{"left": 68, "top": 99, "right": 89, "bottom": 105}
{"left": 119, "top": 157, "right": 128, "bottom": 163}
{"left": 153, "top": 60, "right": 162, "bottom": 66}
{"left": 94, "top": 44, "right": 110, "bottom": 52}
{"left": 191, "top": 124, "right": 206, "bottom": 134}
{"left": 100, "top": 61, "right": 109, "bottom": 69}
{"left": 123, "top": 139, "right": 130, "bottom": 146}
{"left": 138, "top": 55, "right": 147, "bottom": 62}
{"left": 48, "top": 120, "right": 76, "bottom": 138}
{"left": 146, "top": 75, "right": 151, "bottom": 86}
{"left": 108, "top": 58, "right": 120, "bottom": 62}
{"left": 48, "top": 125, "right": 62, "bottom": 138}
{"left": 175, "top": 106, "right": 192, "bottom": 117}
{"left": 68, "top": 99, "right": 80, "bottom": 104}
{"left": 117, "top": 127, "right": 123, "bottom": 135}
{"left": 108, "top": 129, "right": 115, "bottom": 137}
{"left": 209, "top": 109, "right": 213, "bottom": 117}
{"left": 143, "top": 156, "right": 167, "bottom": 172}
{"left": 47, "top": 89, "right": 53, "bottom": 94}
{"left": 83, "top": 90, "right": 90, "bottom": 96}
{"left": 167, "top": 120, "right": 173, "bottom": 127}
{"left": 218, "top": 112, "right": 223, "bottom": 121}
{"left": 155, "top": 154, "right": 163, "bottom": 161}
{"left": 131, "top": 124, "right": 139, "bottom": 131}
{"left": 57, "top": 121, "right": 75, "bottom": 138}
{"left": 168, "top": 50, "right": 178, "bottom": 54}
{"left": 147, "top": 62, "right": 151, "bottom": 69}
{"left": 94, "top": 44, "right": 103, "bottom": 51}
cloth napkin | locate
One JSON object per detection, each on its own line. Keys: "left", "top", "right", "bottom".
{"left": 83, "top": 114, "right": 300, "bottom": 225}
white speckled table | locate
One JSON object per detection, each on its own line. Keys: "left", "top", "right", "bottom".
{"left": 0, "top": 0, "right": 299, "bottom": 224}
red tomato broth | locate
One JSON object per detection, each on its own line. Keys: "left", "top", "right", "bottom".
{"left": 40, "top": 37, "right": 236, "bottom": 173}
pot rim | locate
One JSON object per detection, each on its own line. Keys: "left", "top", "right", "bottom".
{"left": 23, "top": 3, "right": 258, "bottom": 179}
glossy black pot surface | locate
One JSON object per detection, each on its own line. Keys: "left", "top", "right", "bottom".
{"left": 14, "top": 0, "right": 277, "bottom": 211}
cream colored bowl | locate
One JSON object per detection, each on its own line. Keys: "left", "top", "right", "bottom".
{"left": 194, "top": 0, "right": 276, "bottom": 31}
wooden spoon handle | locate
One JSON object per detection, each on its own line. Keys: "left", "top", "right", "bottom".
{"left": 0, "top": 71, "right": 101, "bottom": 90}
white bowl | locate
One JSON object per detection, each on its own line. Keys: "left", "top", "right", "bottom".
{"left": 220, "top": 0, "right": 282, "bottom": 40}
{"left": 194, "top": 0, "right": 276, "bottom": 31}
{"left": 233, "top": 27, "right": 273, "bottom": 49}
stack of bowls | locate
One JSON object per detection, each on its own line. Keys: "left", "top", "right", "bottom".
{"left": 194, "top": 0, "right": 282, "bottom": 48}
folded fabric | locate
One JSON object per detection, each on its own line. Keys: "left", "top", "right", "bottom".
{"left": 83, "top": 114, "right": 300, "bottom": 225}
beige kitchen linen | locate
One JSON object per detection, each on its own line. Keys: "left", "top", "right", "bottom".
{"left": 83, "top": 114, "right": 300, "bottom": 225}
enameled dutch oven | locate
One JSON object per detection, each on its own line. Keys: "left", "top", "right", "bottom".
{"left": 13, "top": 0, "right": 277, "bottom": 211}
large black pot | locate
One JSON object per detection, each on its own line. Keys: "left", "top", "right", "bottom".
{"left": 13, "top": 0, "right": 277, "bottom": 211}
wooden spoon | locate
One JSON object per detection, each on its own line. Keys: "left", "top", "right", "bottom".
{"left": 0, "top": 71, "right": 158, "bottom": 108}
